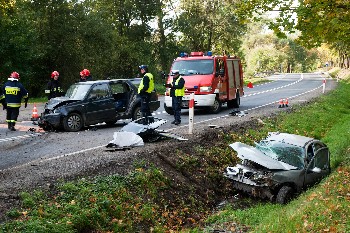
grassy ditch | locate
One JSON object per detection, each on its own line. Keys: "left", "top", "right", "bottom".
{"left": 190, "top": 76, "right": 350, "bottom": 232}
{"left": 2, "top": 75, "right": 350, "bottom": 232}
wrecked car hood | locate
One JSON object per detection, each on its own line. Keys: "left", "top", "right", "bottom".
{"left": 230, "top": 142, "right": 297, "bottom": 170}
{"left": 46, "top": 97, "right": 80, "bottom": 110}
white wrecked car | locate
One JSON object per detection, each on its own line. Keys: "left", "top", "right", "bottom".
{"left": 224, "top": 132, "right": 331, "bottom": 204}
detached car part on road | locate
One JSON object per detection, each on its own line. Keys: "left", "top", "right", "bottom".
{"left": 38, "top": 79, "right": 160, "bottom": 132}
{"left": 224, "top": 132, "right": 331, "bottom": 204}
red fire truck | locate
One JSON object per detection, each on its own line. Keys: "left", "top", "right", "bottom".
{"left": 164, "top": 51, "right": 244, "bottom": 114}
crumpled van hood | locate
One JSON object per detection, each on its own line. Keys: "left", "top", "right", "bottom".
{"left": 230, "top": 142, "right": 297, "bottom": 170}
{"left": 46, "top": 97, "right": 78, "bottom": 110}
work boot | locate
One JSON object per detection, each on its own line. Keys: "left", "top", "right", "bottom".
{"left": 148, "top": 116, "right": 154, "bottom": 124}
{"left": 11, "top": 122, "right": 16, "bottom": 131}
{"left": 141, "top": 117, "right": 148, "bottom": 125}
{"left": 174, "top": 121, "right": 181, "bottom": 125}
{"left": 7, "top": 122, "right": 12, "bottom": 130}
{"left": 171, "top": 120, "right": 176, "bottom": 124}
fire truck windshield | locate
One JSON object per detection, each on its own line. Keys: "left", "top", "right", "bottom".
{"left": 171, "top": 59, "right": 214, "bottom": 76}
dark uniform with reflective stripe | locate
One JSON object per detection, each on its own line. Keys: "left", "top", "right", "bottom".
{"left": 1, "top": 78, "right": 28, "bottom": 130}
{"left": 170, "top": 74, "right": 185, "bottom": 124}
{"left": 46, "top": 79, "right": 64, "bottom": 100}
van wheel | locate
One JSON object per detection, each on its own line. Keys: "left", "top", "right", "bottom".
{"left": 132, "top": 106, "right": 142, "bottom": 120}
{"left": 63, "top": 113, "right": 83, "bottom": 132}
{"left": 276, "top": 186, "right": 294, "bottom": 204}
{"left": 164, "top": 103, "right": 174, "bottom": 115}
{"left": 209, "top": 98, "right": 222, "bottom": 114}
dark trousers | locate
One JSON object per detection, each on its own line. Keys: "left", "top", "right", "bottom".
{"left": 172, "top": 96, "right": 182, "bottom": 122}
{"left": 139, "top": 93, "right": 153, "bottom": 124}
{"left": 6, "top": 107, "right": 20, "bottom": 123}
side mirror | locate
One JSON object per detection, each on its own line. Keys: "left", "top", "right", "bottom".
{"left": 311, "top": 167, "right": 321, "bottom": 173}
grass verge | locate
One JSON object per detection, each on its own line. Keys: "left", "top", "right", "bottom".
{"left": 192, "top": 75, "right": 350, "bottom": 232}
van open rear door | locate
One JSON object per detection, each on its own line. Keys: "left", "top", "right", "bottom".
{"left": 226, "top": 58, "right": 243, "bottom": 100}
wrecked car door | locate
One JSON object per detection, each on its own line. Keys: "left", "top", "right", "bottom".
{"left": 85, "top": 83, "right": 115, "bottom": 125}
{"left": 304, "top": 147, "right": 330, "bottom": 187}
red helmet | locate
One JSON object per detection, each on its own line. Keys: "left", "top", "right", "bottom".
{"left": 80, "top": 69, "right": 90, "bottom": 77}
{"left": 10, "top": 72, "right": 20, "bottom": 79}
{"left": 51, "top": 71, "right": 59, "bottom": 78}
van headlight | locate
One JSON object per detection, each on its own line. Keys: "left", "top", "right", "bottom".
{"left": 200, "top": 86, "right": 212, "bottom": 92}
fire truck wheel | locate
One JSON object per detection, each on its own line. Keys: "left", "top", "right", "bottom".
{"left": 164, "top": 103, "right": 174, "bottom": 115}
{"left": 209, "top": 98, "right": 222, "bottom": 114}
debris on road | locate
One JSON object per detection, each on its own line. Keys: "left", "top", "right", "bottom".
{"left": 109, "top": 117, "right": 187, "bottom": 147}
{"left": 229, "top": 110, "right": 247, "bottom": 117}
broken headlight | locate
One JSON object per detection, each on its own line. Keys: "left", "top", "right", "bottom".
{"left": 249, "top": 171, "right": 273, "bottom": 183}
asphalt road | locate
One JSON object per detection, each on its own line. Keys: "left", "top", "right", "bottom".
{"left": 0, "top": 73, "right": 335, "bottom": 171}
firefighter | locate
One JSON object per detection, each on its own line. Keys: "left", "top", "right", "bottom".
{"left": 79, "top": 69, "right": 93, "bottom": 82}
{"left": 137, "top": 65, "right": 154, "bottom": 124}
{"left": 46, "top": 71, "right": 64, "bottom": 100}
{"left": 169, "top": 70, "right": 185, "bottom": 125}
{"left": 1, "top": 72, "right": 29, "bottom": 131}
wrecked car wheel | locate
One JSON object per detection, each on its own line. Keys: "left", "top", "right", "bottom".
{"left": 63, "top": 113, "right": 83, "bottom": 132}
{"left": 276, "top": 186, "right": 294, "bottom": 204}
{"left": 132, "top": 106, "right": 142, "bottom": 120}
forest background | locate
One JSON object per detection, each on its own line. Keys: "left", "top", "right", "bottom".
{"left": 0, "top": 0, "right": 349, "bottom": 97}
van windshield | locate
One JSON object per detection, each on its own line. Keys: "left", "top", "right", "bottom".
{"left": 171, "top": 60, "right": 214, "bottom": 76}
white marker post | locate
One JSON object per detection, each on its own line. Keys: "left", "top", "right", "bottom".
{"left": 188, "top": 93, "right": 194, "bottom": 134}
{"left": 322, "top": 78, "right": 326, "bottom": 93}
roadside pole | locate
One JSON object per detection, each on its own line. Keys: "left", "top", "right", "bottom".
{"left": 188, "top": 93, "right": 194, "bottom": 134}
{"left": 322, "top": 78, "right": 326, "bottom": 93}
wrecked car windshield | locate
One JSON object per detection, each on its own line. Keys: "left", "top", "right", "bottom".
{"left": 171, "top": 60, "right": 214, "bottom": 75}
{"left": 256, "top": 140, "right": 305, "bottom": 169}
{"left": 65, "top": 84, "right": 91, "bottom": 100}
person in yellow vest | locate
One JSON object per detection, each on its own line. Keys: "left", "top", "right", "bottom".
{"left": 137, "top": 65, "right": 154, "bottom": 124}
{"left": 169, "top": 70, "right": 185, "bottom": 125}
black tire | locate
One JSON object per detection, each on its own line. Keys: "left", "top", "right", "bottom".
{"left": 228, "top": 92, "right": 240, "bottom": 108}
{"left": 63, "top": 113, "right": 83, "bottom": 132}
{"left": 276, "top": 186, "right": 294, "bottom": 204}
{"left": 209, "top": 97, "right": 222, "bottom": 114}
{"left": 164, "top": 103, "right": 174, "bottom": 115}
{"left": 132, "top": 106, "right": 142, "bottom": 120}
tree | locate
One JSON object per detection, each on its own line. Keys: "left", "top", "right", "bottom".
{"left": 233, "top": 0, "right": 350, "bottom": 68}
{"left": 176, "top": 0, "right": 246, "bottom": 56}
